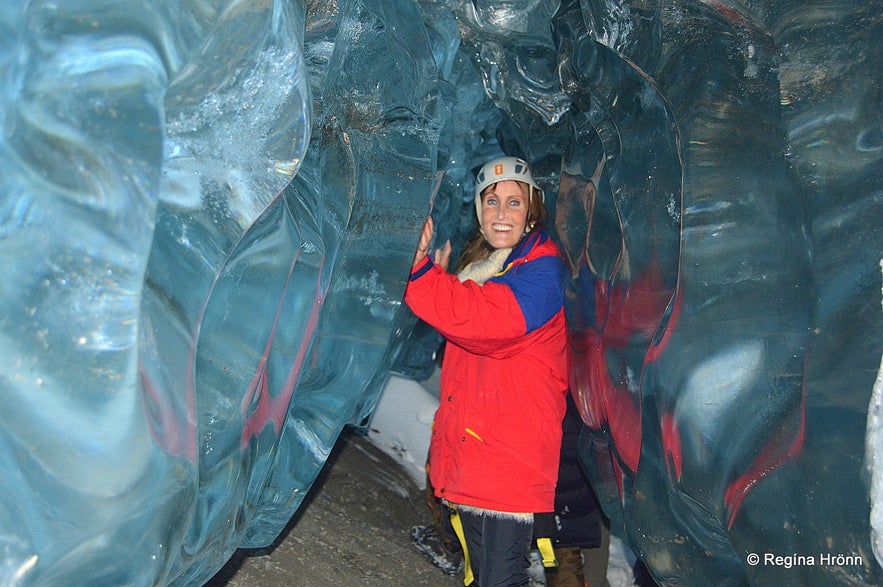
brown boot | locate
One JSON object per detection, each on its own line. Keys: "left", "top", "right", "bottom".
{"left": 546, "top": 547, "right": 586, "bottom": 587}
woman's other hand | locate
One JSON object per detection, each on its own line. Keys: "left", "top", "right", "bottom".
{"left": 433, "top": 239, "right": 452, "bottom": 272}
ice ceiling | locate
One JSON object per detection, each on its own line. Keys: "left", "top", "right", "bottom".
{"left": 0, "top": 0, "right": 880, "bottom": 586}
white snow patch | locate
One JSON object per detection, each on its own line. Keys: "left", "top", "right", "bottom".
{"left": 865, "top": 257, "right": 883, "bottom": 569}
{"left": 366, "top": 373, "right": 439, "bottom": 490}
{"left": 608, "top": 534, "right": 640, "bottom": 586}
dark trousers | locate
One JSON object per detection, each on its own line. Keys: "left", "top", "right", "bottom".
{"left": 458, "top": 508, "right": 534, "bottom": 587}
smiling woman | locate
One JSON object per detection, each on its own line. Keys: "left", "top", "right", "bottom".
{"left": 479, "top": 180, "right": 529, "bottom": 249}
{"left": 451, "top": 156, "right": 550, "bottom": 275}
{"left": 405, "top": 156, "right": 570, "bottom": 586}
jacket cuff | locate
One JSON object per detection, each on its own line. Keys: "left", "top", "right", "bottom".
{"left": 409, "top": 256, "right": 433, "bottom": 281}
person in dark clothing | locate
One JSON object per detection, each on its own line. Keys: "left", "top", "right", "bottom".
{"left": 546, "top": 394, "right": 611, "bottom": 587}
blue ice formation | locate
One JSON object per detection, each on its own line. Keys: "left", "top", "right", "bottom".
{"left": 0, "top": 1, "right": 880, "bottom": 586}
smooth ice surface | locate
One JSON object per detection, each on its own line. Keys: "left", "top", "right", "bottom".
{"left": 0, "top": 1, "right": 880, "bottom": 586}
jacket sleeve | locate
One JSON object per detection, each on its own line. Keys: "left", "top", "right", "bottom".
{"left": 404, "top": 255, "right": 563, "bottom": 358}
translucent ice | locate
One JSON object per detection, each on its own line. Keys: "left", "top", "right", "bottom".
{"left": 554, "top": 3, "right": 881, "bottom": 586}
{"left": 0, "top": 1, "right": 880, "bottom": 586}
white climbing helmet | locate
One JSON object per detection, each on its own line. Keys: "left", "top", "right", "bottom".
{"left": 473, "top": 156, "right": 544, "bottom": 223}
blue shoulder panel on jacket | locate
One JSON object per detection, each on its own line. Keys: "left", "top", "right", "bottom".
{"left": 494, "top": 253, "right": 566, "bottom": 333}
{"left": 505, "top": 231, "right": 547, "bottom": 266}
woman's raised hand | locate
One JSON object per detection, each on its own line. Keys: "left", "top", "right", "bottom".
{"left": 412, "top": 217, "right": 451, "bottom": 271}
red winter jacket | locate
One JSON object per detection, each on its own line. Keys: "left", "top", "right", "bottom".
{"left": 404, "top": 231, "right": 569, "bottom": 514}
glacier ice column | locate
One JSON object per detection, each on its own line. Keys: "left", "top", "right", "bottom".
{"left": 239, "top": 0, "right": 447, "bottom": 548}
{"left": 548, "top": 1, "right": 882, "bottom": 586}
{"left": 2, "top": 2, "right": 175, "bottom": 585}
{"left": 0, "top": 1, "right": 314, "bottom": 585}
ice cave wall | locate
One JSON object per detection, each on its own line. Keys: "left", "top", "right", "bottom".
{"left": 0, "top": 1, "right": 880, "bottom": 586}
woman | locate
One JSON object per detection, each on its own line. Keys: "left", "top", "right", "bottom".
{"left": 405, "top": 156, "right": 569, "bottom": 586}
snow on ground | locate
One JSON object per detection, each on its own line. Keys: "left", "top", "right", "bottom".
{"left": 865, "top": 259, "right": 883, "bottom": 565}
{"left": 366, "top": 371, "right": 440, "bottom": 490}
{"left": 367, "top": 373, "right": 638, "bottom": 586}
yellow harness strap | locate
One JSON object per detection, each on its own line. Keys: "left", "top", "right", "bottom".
{"left": 449, "top": 508, "right": 474, "bottom": 586}
{"left": 449, "top": 507, "right": 558, "bottom": 584}
{"left": 536, "top": 536, "right": 557, "bottom": 567}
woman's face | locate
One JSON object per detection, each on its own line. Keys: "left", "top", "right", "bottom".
{"left": 480, "top": 180, "right": 529, "bottom": 249}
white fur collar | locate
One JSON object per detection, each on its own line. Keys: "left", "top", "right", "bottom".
{"left": 457, "top": 247, "right": 512, "bottom": 285}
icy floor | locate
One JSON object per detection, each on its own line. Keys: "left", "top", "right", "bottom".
{"left": 367, "top": 373, "right": 639, "bottom": 587}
